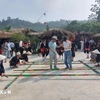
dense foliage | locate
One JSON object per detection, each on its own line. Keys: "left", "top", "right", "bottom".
{"left": 65, "top": 20, "right": 100, "bottom": 34}
{"left": 0, "top": 17, "right": 67, "bottom": 32}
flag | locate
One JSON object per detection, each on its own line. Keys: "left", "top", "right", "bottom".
{"left": 44, "top": 22, "right": 47, "bottom": 24}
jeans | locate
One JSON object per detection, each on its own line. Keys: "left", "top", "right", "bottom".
{"left": 64, "top": 50, "right": 72, "bottom": 68}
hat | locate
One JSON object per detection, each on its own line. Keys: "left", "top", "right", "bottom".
{"left": 0, "top": 55, "right": 6, "bottom": 61}
{"left": 52, "top": 36, "right": 58, "bottom": 40}
{"left": 92, "top": 49, "right": 100, "bottom": 54}
{"left": 17, "top": 52, "right": 21, "bottom": 55}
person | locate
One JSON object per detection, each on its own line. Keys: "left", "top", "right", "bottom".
{"left": 41, "top": 40, "right": 49, "bottom": 62}
{"left": 19, "top": 40, "right": 24, "bottom": 55}
{"left": 15, "top": 41, "right": 19, "bottom": 55}
{"left": 10, "top": 41, "right": 15, "bottom": 57}
{"left": 32, "top": 40, "right": 37, "bottom": 54}
{"left": 27, "top": 40, "right": 32, "bottom": 53}
{"left": 2, "top": 42, "right": 8, "bottom": 62}
{"left": 0, "top": 55, "right": 8, "bottom": 78}
{"left": 95, "top": 42, "right": 100, "bottom": 66}
{"left": 56, "top": 40, "right": 64, "bottom": 60}
{"left": 71, "top": 40, "right": 75, "bottom": 61}
{"left": 20, "top": 51, "right": 29, "bottom": 64}
{"left": 49, "top": 36, "right": 58, "bottom": 69}
{"left": 62, "top": 37, "right": 72, "bottom": 70}
{"left": 90, "top": 42, "right": 96, "bottom": 62}
{"left": 37, "top": 41, "right": 41, "bottom": 56}
{"left": 80, "top": 38, "right": 84, "bottom": 51}
{"left": 9, "top": 52, "right": 21, "bottom": 68}
{"left": 7, "top": 41, "right": 11, "bottom": 58}
{"left": 84, "top": 38, "right": 90, "bottom": 59}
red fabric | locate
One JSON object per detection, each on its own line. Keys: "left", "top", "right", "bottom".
{"left": 85, "top": 48, "right": 90, "bottom": 51}
{"left": 41, "top": 48, "right": 45, "bottom": 54}
{"left": 44, "top": 22, "right": 47, "bottom": 24}
{"left": 22, "top": 42, "right": 25, "bottom": 47}
{"left": 0, "top": 49, "right": 2, "bottom": 54}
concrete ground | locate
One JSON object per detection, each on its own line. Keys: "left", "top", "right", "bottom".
{"left": 0, "top": 51, "right": 100, "bottom": 100}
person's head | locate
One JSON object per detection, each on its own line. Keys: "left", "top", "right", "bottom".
{"left": 43, "top": 39, "right": 46, "bottom": 43}
{"left": 52, "top": 36, "right": 58, "bottom": 42}
{"left": 16, "top": 52, "right": 21, "bottom": 58}
{"left": 63, "top": 36, "right": 67, "bottom": 41}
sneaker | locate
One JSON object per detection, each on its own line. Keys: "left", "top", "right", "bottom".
{"left": 64, "top": 67, "right": 69, "bottom": 70}
{"left": 69, "top": 68, "right": 72, "bottom": 70}
{"left": 54, "top": 67, "right": 59, "bottom": 70}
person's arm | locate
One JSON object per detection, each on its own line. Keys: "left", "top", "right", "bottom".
{"left": 49, "top": 47, "right": 56, "bottom": 54}
{"left": 69, "top": 42, "right": 72, "bottom": 49}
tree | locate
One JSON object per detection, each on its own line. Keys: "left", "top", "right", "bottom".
{"left": 46, "top": 25, "right": 49, "bottom": 31}
{"left": 89, "top": 0, "right": 100, "bottom": 22}
{"left": 11, "top": 33, "right": 30, "bottom": 42}
{"left": 4, "top": 25, "right": 11, "bottom": 32}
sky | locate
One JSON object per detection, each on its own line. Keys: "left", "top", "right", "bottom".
{"left": 0, "top": 0, "right": 95, "bottom": 23}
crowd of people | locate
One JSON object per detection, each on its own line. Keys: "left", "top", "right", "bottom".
{"left": 80, "top": 38, "right": 100, "bottom": 66}
{"left": 0, "top": 36, "right": 100, "bottom": 78}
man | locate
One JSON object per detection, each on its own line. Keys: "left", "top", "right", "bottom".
{"left": 32, "top": 40, "right": 37, "bottom": 54}
{"left": 19, "top": 40, "right": 24, "bottom": 55}
{"left": 9, "top": 52, "right": 21, "bottom": 68}
{"left": 10, "top": 41, "right": 15, "bottom": 57}
{"left": 49, "top": 36, "right": 58, "bottom": 70}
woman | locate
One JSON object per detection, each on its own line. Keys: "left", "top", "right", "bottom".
{"left": 41, "top": 40, "right": 49, "bottom": 61}
{"left": 80, "top": 38, "right": 84, "bottom": 51}
{"left": 84, "top": 38, "right": 90, "bottom": 59}
{"left": 95, "top": 42, "right": 100, "bottom": 66}
{"left": 62, "top": 37, "right": 72, "bottom": 70}
{"left": 56, "top": 40, "right": 64, "bottom": 60}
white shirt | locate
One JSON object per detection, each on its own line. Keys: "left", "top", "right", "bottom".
{"left": 63, "top": 40, "right": 71, "bottom": 51}
{"left": 19, "top": 41, "right": 23, "bottom": 47}
{"left": 8, "top": 43, "right": 11, "bottom": 51}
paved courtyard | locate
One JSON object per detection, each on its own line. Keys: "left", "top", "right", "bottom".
{"left": 0, "top": 51, "right": 100, "bottom": 100}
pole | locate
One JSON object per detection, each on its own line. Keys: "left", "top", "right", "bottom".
{"left": 5, "top": 73, "right": 99, "bottom": 77}
{"left": 13, "top": 68, "right": 90, "bottom": 71}
{"left": 3, "top": 63, "right": 34, "bottom": 90}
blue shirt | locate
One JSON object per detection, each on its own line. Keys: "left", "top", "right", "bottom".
{"left": 49, "top": 41, "right": 57, "bottom": 56}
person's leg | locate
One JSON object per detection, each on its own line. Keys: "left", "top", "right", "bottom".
{"left": 67, "top": 51, "right": 72, "bottom": 69}
{"left": 86, "top": 50, "right": 89, "bottom": 59}
{"left": 10, "top": 61, "right": 18, "bottom": 68}
{"left": 64, "top": 51, "right": 69, "bottom": 68}
{"left": 49, "top": 55, "right": 53, "bottom": 69}
{"left": 54, "top": 54, "right": 57, "bottom": 69}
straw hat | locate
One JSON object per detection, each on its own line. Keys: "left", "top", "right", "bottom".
{"left": 0, "top": 55, "right": 6, "bottom": 61}
{"left": 92, "top": 49, "right": 100, "bottom": 54}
